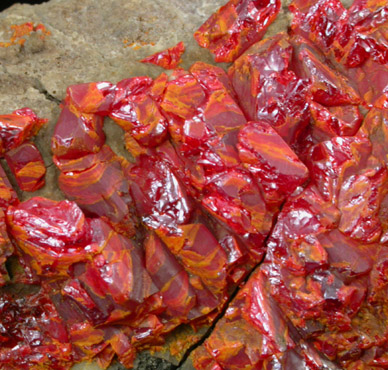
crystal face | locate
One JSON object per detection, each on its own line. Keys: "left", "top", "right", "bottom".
{"left": 140, "top": 41, "right": 185, "bottom": 70}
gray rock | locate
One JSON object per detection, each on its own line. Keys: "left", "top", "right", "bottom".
{"left": 0, "top": 0, "right": 227, "bottom": 101}
{"left": 132, "top": 353, "right": 177, "bottom": 370}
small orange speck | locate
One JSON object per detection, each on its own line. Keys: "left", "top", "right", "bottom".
{"left": 0, "top": 22, "right": 50, "bottom": 48}
{"left": 123, "top": 39, "right": 155, "bottom": 48}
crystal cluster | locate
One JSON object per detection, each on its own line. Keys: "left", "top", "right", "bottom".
{"left": 2, "top": 0, "right": 388, "bottom": 369}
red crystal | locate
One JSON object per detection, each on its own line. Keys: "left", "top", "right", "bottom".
{"left": 0, "top": 289, "right": 72, "bottom": 370}
{"left": 0, "top": 108, "right": 46, "bottom": 154}
{"left": 238, "top": 121, "right": 309, "bottom": 205}
{"left": 0, "top": 209, "right": 13, "bottom": 287}
{"left": 51, "top": 104, "right": 105, "bottom": 160}
{"left": 228, "top": 34, "right": 311, "bottom": 145}
{"left": 110, "top": 76, "right": 168, "bottom": 147}
{"left": 5, "top": 141, "right": 46, "bottom": 192}
{"left": 292, "top": 38, "right": 361, "bottom": 106}
{"left": 129, "top": 155, "right": 193, "bottom": 233}
{"left": 194, "top": 0, "right": 281, "bottom": 62}
{"left": 6, "top": 197, "right": 95, "bottom": 276}
{"left": 65, "top": 81, "right": 116, "bottom": 115}
{"left": 0, "top": 163, "right": 18, "bottom": 210}
{"left": 140, "top": 41, "right": 185, "bottom": 70}
{"left": 57, "top": 146, "right": 136, "bottom": 236}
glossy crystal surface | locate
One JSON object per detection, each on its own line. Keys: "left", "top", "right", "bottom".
{"left": 140, "top": 41, "right": 185, "bottom": 70}
{"left": 191, "top": 0, "right": 388, "bottom": 369}
{"left": 194, "top": 0, "right": 281, "bottom": 62}
{"left": 5, "top": 142, "right": 46, "bottom": 192}
{"left": 3, "top": 0, "right": 388, "bottom": 369}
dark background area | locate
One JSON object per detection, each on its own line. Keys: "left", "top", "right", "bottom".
{"left": 0, "top": 0, "right": 48, "bottom": 12}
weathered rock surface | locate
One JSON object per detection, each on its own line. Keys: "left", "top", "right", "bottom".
{"left": 0, "top": 0, "right": 290, "bottom": 369}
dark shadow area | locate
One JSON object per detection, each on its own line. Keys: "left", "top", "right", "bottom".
{"left": 0, "top": 0, "right": 49, "bottom": 12}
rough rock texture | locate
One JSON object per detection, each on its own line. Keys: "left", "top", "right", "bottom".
{"left": 0, "top": 0, "right": 290, "bottom": 369}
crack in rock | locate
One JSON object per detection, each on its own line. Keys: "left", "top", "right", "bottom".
{"left": 1, "top": 63, "right": 61, "bottom": 105}
{"left": 131, "top": 353, "right": 178, "bottom": 370}
{"left": 32, "top": 78, "right": 61, "bottom": 104}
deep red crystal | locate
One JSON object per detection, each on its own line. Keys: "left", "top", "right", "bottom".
{"left": 140, "top": 41, "right": 185, "bottom": 70}
{"left": 0, "top": 108, "right": 46, "bottom": 154}
{"left": 194, "top": 0, "right": 281, "bottom": 62}
{"left": 5, "top": 142, "right": 46, "bottom": 192}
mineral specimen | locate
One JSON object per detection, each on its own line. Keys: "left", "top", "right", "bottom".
{"left": 2, "top": 0, "right": 388, "bottom": 369}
